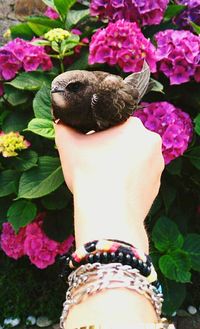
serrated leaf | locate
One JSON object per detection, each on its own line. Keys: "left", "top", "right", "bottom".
{"left": 27, "top": 118, "right": 54, "bottom": 139}
{"left": 10, "top": 23, "right": 34, "bottom": 40}
{"left": 7, "top": 200, "right": 37, "bottom": 233}
{"left": 33, "top": 84, "right": 52, "bottom": 120}
{"left": 7, "top": 72, "right": 52, "bottom": 91}
{"left": 161, "top": 180, "right": 177, "bottom": 213}
{"left": 152, "top": 216, "right": 184, "bottom": 252}
{"left": 161, "top": 280, "right": 186, "bottom": 316}
{"left": 27, "top": 22, "right": 52, "bottom": 36}
{"left": 159, "top": 251, "right": 191, "bottom": 283}
{"left": 4, "top": 85, "right": 29, "bottom": 106}
{"left": 2, "top": 111, "right": 30, "bottom": 133}
{"left": 66, "top": 9, "right": 90, "bottom": 28}
{"left": 67, "top": 50, "right": 89, "bottom": 70}
{"left": 42, "top": 0, "right": 55, "bottom": 9}
{"left": 28, "top": 16, "right": 63, "bottom": 28}
{"left": 10, "top": 150, "right": 38, "bottom": 172}
{"left": 183, "top": 234, "right": 200, "bottom": 271}
{"left": 18, "top": 156, "right": 64, "bottom": 199}
{"left": 164, "top": 4, "right": 186, "bottom": 22}
{"left": 0, "top": 170, "right": 19, "bottom": 197}
{"left": 54, "top": 0, "right": 76, "bottom": 17}
{"left": 194, "top": 113, "right": 200, "bottom": 136}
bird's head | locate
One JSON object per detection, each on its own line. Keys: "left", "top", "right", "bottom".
{"left": 51, "top": 70, "right": 99, "bottom": 130}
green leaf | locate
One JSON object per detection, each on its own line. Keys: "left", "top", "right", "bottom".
{"left": 67, "top": 50, "right": 89, "bottom": 70}
{"left": 185, "top": 146, "right": 200, "bottom": 170}
{"left": 41, "top": 185, "right": 72, "bottom": 210}
{"left": 183, "top": 234, "right": 200, "bottom": 271}
{"left": 152, "top": 216, "right": 184, "bottom": 253}
{"left": 159, "top": 250, "right": 191, "bottom": 283}
{"left": 66, "top": 9, "right": 90, "bottom": 28}
{"left": 27, "top": 22, "right": 52, "bottom": 36}
{"left": 7, "top": 72, "right": 52, "bottom": 91}
{"left": 18, "top": 156, "right": 64, "bottom": 199}
{"left": 166, "top": 157, "right": 182, "bottom": 176}
{"left": 10, "top": 23, "right": 35, "bottom": 40}
{"left": 194, "top": 113, "right": 200, "bottom": 136}
{"left": 161, "top": 280, "right": 186, "bottom": 315}
{"left": 27, "top": 118, "right": 54, "bottom": 139}
{"left": 164, "top": 4, "right": 186, "bottom": 22}
{"left": 28, "top": 16, "right": 63, "bottom": 28}
{"left": 149, "top": 78, "right": 164, "bottom": 94}
{"left": 54, "top": 0, "right": 76, "bottom": 19}
{"left": 42, "top": 0, "right": 55, "bottom": 9}
{"left": 2, "top": 111, "right": 30, "bottom": 133}
{"left": 33, "top": 84, "right": 52, "bottom": 120}
{"left": 4, "top": 85, "right": 29, "bottom": 106}
{"left": 10, "top": 150, "right": 38, "bottom": 172}
{"left": 161, "top": 180, "right": 177, "bottom": 213}
{"left": 190, "top": 21, "right": 200, "bottom": 35}
{"left": 7, "top": 200, "right": 37, "bottom": 233}
{"left": 0, "top": 170, "right": 19, "bottom": 197}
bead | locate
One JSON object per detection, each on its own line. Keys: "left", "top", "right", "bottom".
{"left": 88, "top": 254, "right": 94, "bottom": 264}
{"left": 102, "top": 252, "right": 109, "bottom": 263}
{"left": 141, "top": 263, "right": 149, "bottom": 276}
{"left": 125, "top": 253, "right": 132, "bottom": 264}
{"left": 137, "top": 259, "right": 144, "bottom": 271}
{"left": 110, "top": 252, "right": 117, "bottom": 262}
{"left": 85, "top": 243, "right": 96, "bottom": 253}
{"left": 131, "top": 256, "right": 138, "bottom": 267}
{"left": 94, "top": 252, "right": 101, "bottom": 263}
{"left": 117, "top": 252, "right": 124, "bottom": 263}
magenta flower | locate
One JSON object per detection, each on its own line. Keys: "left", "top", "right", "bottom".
{"left": 0, "top": 213, "right": 74, "bottom": 269}
{"left": 174, "top": 0, "right": 200, "bottom": 29}
{"left": 133, "top": 102, "right": 193, "bottom": 164}
{"left": 0, "top": 38, "right": 52, "bottom": 81}
{"left": 0, "top": 223, "right": 26, "bottom": 260}
{"left": 90, "top": 0, "right": 169, "bottom": 26}
{"left": 44, "top": 6, "right": 59, "bottom": 19}
{"left": 155, "top": 29, "right": 200, "bottom": 85}
{"left": 89, "top": 20, "right": 157, "bottom": 73}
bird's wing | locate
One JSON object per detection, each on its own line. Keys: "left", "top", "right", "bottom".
{"left": 124, "top": 60, "right": 150, "bottom": 102}
{"left": 91, "top": 77, "right": 139, "bottom": 131}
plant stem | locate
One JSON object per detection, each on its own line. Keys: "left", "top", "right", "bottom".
{"left": 60, "top": 59, "right": 65, "bottom": 73}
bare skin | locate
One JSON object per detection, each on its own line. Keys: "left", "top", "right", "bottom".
{"left": 55, "top": 117, "right": 164, "bottom": 329}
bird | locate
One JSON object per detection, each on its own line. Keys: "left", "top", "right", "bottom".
{"left": 51, "top": 60, "right": 150, "bottom": 133}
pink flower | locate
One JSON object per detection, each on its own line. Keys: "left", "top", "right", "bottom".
{"left": 155, "top": 29, "right": 200, "bottom": 85}
{"left": 89, "top": 20, "right": 157, "bottom": 73}
{"left": 0, "top": 223, "right": 26, "bottom": 260}
{"left": 0, "top": 38, "right": 52, "bottom": 81}
{"left": 90, "top": 0, "right": 169, "bottom": 26}
{"left": 134, "top": 102, "right": 193, "bottom": 164}
{"left": 44, "top": 7, "right": 59, "bottom": 19}
{"left": 57, "top": 234, "right": 74, "bottom": 255}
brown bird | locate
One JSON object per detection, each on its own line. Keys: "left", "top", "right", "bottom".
{"left": 51, "top": 61, "right": 150, "bottom": 133}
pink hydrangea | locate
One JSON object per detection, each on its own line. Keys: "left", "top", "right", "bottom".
{"left": 44, "top": 6, "right": 59, "bottom": 19}
{"left": 0, "top": 38, "right": 52, "bottom": 81}
{"left": 133, "top": 102, "right": 193, "bottom": 164}
{"left": 90, "top": 0, "right": 169, "bottom": 26}
{"left": 0, "top": 213, "right": 74, "bottom": 269}
{"left": 155, "top": 29, "right": 200, "bottom": 84}
{"left": 0, "top": 223, "right": 26, "bottom": 259}
{"left": 89, "top": 20, "right": 157, "bottom": 73}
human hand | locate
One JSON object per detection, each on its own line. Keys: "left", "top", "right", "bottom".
{"left": 55, "top": 117, "right": 164, "bottom": 250}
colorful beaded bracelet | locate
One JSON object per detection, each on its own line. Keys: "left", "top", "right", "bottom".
{"left": 63, "top": 239, "right": 158, "bottom": 284}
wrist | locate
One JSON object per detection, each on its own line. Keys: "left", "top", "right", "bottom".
{"left": 73, "top": 175, "right": 149, "bottom": 252}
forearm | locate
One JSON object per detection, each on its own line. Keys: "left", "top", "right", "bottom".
{"left": 64, "top": 179, "right": 157, "bottom": 329}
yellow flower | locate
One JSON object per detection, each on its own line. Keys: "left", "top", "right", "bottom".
{"left": 3, "top": 29, "right": 11, "bottom": 39}
{"left": 44, "top": 28, "right": 71, "bottom": 43}
{"left": 0, "top": 132, "right": 30, "bottom": 157}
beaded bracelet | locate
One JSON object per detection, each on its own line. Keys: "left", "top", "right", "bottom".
{"left": 64, "top": 239, "right": 157, "bottom": 284}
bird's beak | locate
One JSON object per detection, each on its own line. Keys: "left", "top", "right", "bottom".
{"left": 51, "top": 86, "right": 65, "bottom": 93}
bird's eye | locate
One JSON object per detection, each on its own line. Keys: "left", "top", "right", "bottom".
{"left": 66, "top": 81, "right": 83, "bottom": 92}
